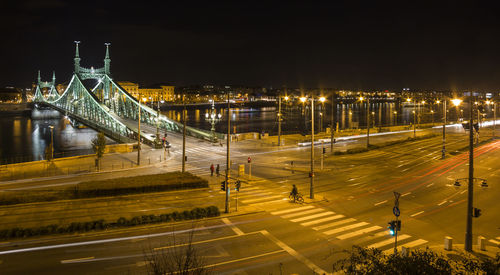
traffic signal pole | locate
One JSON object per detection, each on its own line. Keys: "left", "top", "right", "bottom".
{"left": 465, "top": 94, "right": 474, "bottom": 252}
{"left": 225, "top": 92, "right": 231, "bottom": 213}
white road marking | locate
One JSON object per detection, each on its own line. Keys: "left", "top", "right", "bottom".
{"left": 61, "top": 257, "right": 95, "bottom": 264}
{"left": 290, "top": 212, "right": 335, "bottom": 223}
{"left": 460, "top": 190, "right": 467, "bottom": 194}
{"left": 401, "top": 192, "right": 411, "bottom": 197}
{"left": 410, "top": 211, "right": 424, "bottom": 217}
{"left": 438, "top": 200, "right": 447, "bottom": 206}
{"left": 426, "top": 183, "right": 434, "bottom": 187}
{"left": 300, "top": 215, "right": 345, "bottom": 227}
{"left": 271, "top": 206, "right": 314, "bottom": 215}
{"left": 324, "top": 222, "right": 369, "bottom": 235}
{"left": 374, "top": 200, "right": 388, "bottom": 206}
{"left": 281, "top": 208, "right": 324, "bottom": 219}
{"left": 221, "top": 218, "right": 244, "bottom": 236}
{"left": 368, "top": 234, "right": 411, "bottom": 249}
{"left": 261, "top": 230, "right": 327, "bottom": 274}
{"left": 489, "top": 239, "right": 500, "bottom": 245}
{"left": 313, "top": 218, "right": 356, "bottom": 231}
{"left": 336, "top": 226, "right": 382, "bottom": 240}
{"left": 241, "top": 195, "right": 283, "bottom": 204}
{"left": 382, "top": 239, "right": 428, "bottom": 254}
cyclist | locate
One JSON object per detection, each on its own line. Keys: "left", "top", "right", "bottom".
{"left": 290, "top": 184, "right": 298, "bottom": 202}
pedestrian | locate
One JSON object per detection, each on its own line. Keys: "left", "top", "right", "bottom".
{"left": 216, "top": 164, "right": 220, "bottom": 176}
{"left": 210, "top": 163, "right": 214, "bottom": 176}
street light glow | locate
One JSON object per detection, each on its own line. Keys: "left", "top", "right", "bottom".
{"left": 451, "top": 98, "right": 462, "bottom": 106}
{"left": 406, "top": 98, "right": 411, "bottom": 102}
{"left": 359, "top": 96, "right": 364, "bottom": 101}
{"left": 300, "top": 97, "right": 307, "bottom": 102}
{"left": 284, "top": 96, "right": 289, "bottom": 101}
{"left": 436, "top": 100, "right": 441, "bottom": 104}
{"left": 319, "top": 97, "right": 326, "bottom": 102}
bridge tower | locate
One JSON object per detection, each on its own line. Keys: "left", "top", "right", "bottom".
{"left": 74, "top": 41, "right": 81, "bottom": 74}
{"left": 104, "top": 43, "right": 111, "bottom": 75}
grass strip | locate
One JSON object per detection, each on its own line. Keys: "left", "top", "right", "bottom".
{"left": 0, "top": 206, "right": 220, "bottom": 240}
{"left": 0, "top": 172, "right": 208, "bottom": 206}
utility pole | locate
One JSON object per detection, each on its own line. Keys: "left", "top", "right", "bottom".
{"left": 182, "top": 94, "right": 186, "bottom": 172}
{"left": 366, "top": 97, "right": 370, "bottom": 148}
{"left": 225, "top": 92, "right": 231, "bottom": 213}
{"left": 278, "top": 94, "right": 282, "bottom": 147}
{"left": 137, "top": 94, "right": 141, "bottom": 166}
{"left": 442, "top": 100, "right": 447, "bottom": 159}
{"left": 330, "top": 92, "right": 334, "bottom": 152}
{"left": 310, "top": 96, "right": 315, "bottom": 199}
{"left": 465, "top": 93, "right": 474, "bottom": 252}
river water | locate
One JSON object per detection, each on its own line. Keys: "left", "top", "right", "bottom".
{"left": 1, "top": 101, "right": 472, "bottom": 164}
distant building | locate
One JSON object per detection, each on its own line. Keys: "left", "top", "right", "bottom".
{"left": 117, "top": 81, "right": 175, "bottom": 102}
{"left": 0, "top": 87, "right": 22, "bottom": 103}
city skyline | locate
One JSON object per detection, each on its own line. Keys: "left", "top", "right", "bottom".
{"left": 3, "top": 2, "right": 500, "bottom": 91}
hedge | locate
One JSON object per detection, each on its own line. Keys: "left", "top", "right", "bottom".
{"left": 0, "top": 206, "right": 220, "bottom": 240}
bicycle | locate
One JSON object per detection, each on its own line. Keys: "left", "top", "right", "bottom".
{"left": 289, "top": 192, "right": 304, "bottom": 204}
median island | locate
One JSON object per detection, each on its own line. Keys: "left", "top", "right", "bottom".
{"left": 0, "top": 171, "right": 208, "bottom": 205}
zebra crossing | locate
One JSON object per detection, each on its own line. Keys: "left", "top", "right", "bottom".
{"left": 221, "top": 185, "right": 288, "bottom": 206}
{"left": 270, "top": 205, "right": 429, "bottom": 253}
{"left": 489, "top": 237, "right": 500, "bottom": 246}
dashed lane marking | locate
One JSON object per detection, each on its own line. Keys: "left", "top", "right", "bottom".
{"left": 374, "top": 200, "right": 388, "bottom": 206}
{"left": 410, "top": 211, "right": 424, "bottom": 217}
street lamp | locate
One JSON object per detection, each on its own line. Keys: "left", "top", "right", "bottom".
{"left": 205, "top": 98, "right": 222, "bottom": 142}
{"left": 393, "top": 111, "right": 398, "bottom": 126}
{"left": 485, "top": 100, "right": 496, "bottom": 138}
{"left": 359, "top": 96, "right": 370, "bottom": 148}
{"left": 319, "top": 96, "right": 326, "bottom": 133}
{"left": 48, "top": 125, "right": 54, "bottom": 160}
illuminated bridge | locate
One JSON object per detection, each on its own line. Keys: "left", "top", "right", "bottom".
{"left": 34, "top": 42, "right": 219, "bottom": 145}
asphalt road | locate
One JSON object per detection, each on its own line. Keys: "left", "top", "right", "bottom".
{"left": 0, "top": 126, "right": 499, "bottom": 274}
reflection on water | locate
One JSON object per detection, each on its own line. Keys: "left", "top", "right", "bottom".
{"left": 0, "top": 111, "right": 100, "bottom": 164}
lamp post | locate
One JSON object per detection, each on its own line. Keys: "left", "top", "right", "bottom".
{"left": 310, "top": 96, "right": 315, "bottom": 199}
{"left": 182, "top": 94, "right": 186, "bottom": 172}
{"left": 465, "top": 93, "right": 474, "bottom": 252}
{"left": 137, "top": 94, "right": 141, "bottom": 166}
{"left": 393, "top": 111, "right": 398, "bottom": 126}
{"left": 330, "top": 92, "right": 335, "bottom": 152}
{"left": 360, "top": 96, "right": 370, "bottom": 148}
{"left": 49, "top": 125, "right": 54, "bottom": 160}
{"left": 441, "top": 99, "right": 447, "bottom": 159}
{"left": 278, "top": 94, "right": 282, "bottom": 146}
{"left": 205, "top": 98, "right": 221, "bottom": 143}
{"left": 225, "top": 92, "right": 231, "bottom": 213}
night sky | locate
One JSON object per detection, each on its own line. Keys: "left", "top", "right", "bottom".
{"left": 3, "top": 1, "right": 500, "bottom": 91}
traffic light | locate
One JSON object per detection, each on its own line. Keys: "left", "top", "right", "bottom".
{"left": 220, "top": 181, "right": 226, "bottom": 191}
{"left": 322, "top": 147, "right": 326, "bottom": 154}
{"left": 473, "top": 208, "right": 481, "bottom": 218}
{"left": 235, "top": 180, "right": 241, "bottom": 191}
{"left": 184, "top": 156, "right": 188, "bottom": 162}
{"left": 396, "top": 220, "right": 401, "bottom": 231}
{"left": 388, "top": 221, "right": 395, "bottom": 236}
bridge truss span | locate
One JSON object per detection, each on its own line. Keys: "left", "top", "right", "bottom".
{"left": 33, "top": 42, "right": 220, "bottom": 144}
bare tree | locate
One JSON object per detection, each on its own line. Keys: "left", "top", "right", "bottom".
{"left": 143, "top": 226, "right": 213, "bottom": 275}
